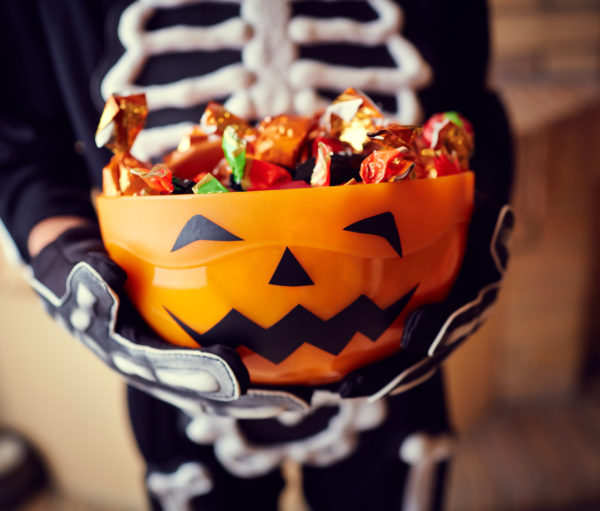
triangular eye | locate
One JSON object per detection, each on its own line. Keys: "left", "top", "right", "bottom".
{"left": 171, "top": 215, "right": 243, "bottom": 252}
{"left": 343, "top": 212, "right": 402, "bottom": 257}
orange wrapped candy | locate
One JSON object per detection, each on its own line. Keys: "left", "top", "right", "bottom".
{"left": 254, "top": 114, "right": 315, "bottom": 168}
{"left": 95, "top": 94, "right": 154, "bottom": 196}
{"left": 367, "top": 125, "right": 422, "bottom": 151}
{"left": 163, "top": 126, "right": 225, "bottom": 181}
{"left": 200, "top": 101, "right": 256, "bottom": 139}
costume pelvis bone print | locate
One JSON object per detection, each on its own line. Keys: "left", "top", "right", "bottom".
{"left": 100, "top": 0, "right": 431, "bottom": 161}
{"left": 184, "top": 391, "right": 388, "bottom": 478}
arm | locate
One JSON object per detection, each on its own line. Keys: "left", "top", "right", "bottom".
{"left": 0, "top": 2, "right": 96, "bottom": 261}
{"left": 28, "top": 216, "right": 90, "bottom": 258}
{"left": 0, "top": 4, "right": 253, "bottom": 414}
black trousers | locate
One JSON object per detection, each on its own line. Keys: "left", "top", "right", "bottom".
{"left": 127, "top": 371, "right": 451, "bottom": 511}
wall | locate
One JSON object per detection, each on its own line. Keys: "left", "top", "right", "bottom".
{"left": 0, "top": 254, "right": 146, "bottom": 510}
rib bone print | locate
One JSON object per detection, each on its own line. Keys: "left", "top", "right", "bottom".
{"left": 100, "top": 0, "right": 431, "bottom": 161}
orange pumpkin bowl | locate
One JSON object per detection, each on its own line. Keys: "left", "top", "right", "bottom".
{"left": 96, "top": 172, "right": 474, "bottom": 386}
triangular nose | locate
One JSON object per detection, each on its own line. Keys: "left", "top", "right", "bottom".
{"left": 269, "top": 248, "right": 314, "bottom": 287}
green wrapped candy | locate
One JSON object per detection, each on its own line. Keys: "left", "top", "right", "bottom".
{"left": 222, "top": 125, "right": 246, "bottom": 185}
{"left": 192, "top": 174, "right": 229, "bottom": 194}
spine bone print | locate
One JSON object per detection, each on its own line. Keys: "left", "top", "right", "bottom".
{"left": 101, "top": 0, "right": 431, "bottom": 161}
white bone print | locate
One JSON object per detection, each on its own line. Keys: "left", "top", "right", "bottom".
{"left": 399, "top": 432, "right": 453, "bottom": 511}
{"left": 147, "top": 462, "right": 213, "bottom": 511}
{"left": 101, "top": 0, "right": 431, "bottom": 161}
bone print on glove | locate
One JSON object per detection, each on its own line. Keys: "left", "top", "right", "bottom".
{"left": 339, "top": 193, "right": 514, "bottom": 400}
{"left": 29, "top": 224, "right": 250, "bottom": 412}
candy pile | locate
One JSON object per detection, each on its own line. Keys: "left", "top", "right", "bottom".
{"left": 95, "top": 88, "right": 474, "bottom": 196}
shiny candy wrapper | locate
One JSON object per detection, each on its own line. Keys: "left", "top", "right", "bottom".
{"left": 130, "top": 165, "right": 174, "bottom": 195}
{"left": 418, "top": 150, "right": 462, "bottom": 179}
{"left": 97, "top": 92, "right": 475, "bottom": 198}
{"left": 310, "top": 142, "right": 332, "bottom": 187}
{"left": 102, "top": 153, "right": 149, "bottom": 197}
{"left": 95, "top": 93, "right": 148, "bottom": 154}
{"left": 254, "top": 114, "right": 315, "bottom": 168}
{"left": 222, "top": 125, "right": 247, "bottom": 185}
{"left": 192, "top": 174, "right": 229, "bottom": 194}
{"left": 242, "top": 157, "right": 292, "bottom": 191}
{"left": 325, "top": 87, "right": 383, "bottom": 153}
{"left": 360, "top": 149, "right": 415, "bottom": 184}
{"left": 163, "top": 127, "right": 224, "bottom": 181}
{"left": 95, "top": 94, "right": 163, "bottom": 196}
{"left": 368, "top": 125, "right": 422, "bottom": 151}
{"left": 311, "top": 136, "right": 349, "bottom": 157}
{"left": 422, "top": 111, "right": 474, "bottom": 170}
{"left": 200, "top": 101, "right": 255, "bottom": 139}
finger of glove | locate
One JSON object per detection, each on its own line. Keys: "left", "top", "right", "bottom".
{"left": 31, "top": 223, "right": 126, "bottom": 297}
{"left": 338, "top": 350, "right": 425, "bottom": 399}
{"left": 449, "top": 193, "right": 512, "bottom": 302}
{"left": 139, "top": 346, "right": 246, "bottom": 401}
{"left": 119, "top": 313, "right": 249, "bottom": 400}
{"left": 401, "top": 199, "right": 513, "bottom": 354}
{"left": 200, "top": 345, "right": 250, "bottom": 396}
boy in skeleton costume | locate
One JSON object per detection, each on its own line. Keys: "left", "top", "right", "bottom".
{"left": 0, "top": 1, "right": 513, "bottom": 509}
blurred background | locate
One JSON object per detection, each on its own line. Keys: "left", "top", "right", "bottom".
{"left": 0, "top": 0, "right": 599, "bottom": 509}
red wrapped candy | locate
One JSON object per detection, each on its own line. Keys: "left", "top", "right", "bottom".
{"left": 242, "top": 157, "right": 292, "bottom": 191}
{"left": 360, "top": 149, "right": 414, "bottom": 184}
{"left": 130, "top": 164, "right": 174, "bottom": 194}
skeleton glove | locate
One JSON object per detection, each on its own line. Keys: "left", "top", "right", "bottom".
{"left": 339, "top": 193, "right": 514, "bottom": 400}
{"left": 30, "top": 223, "right": 250, "bottom": 411}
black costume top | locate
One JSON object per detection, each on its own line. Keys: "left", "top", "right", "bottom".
{"left": 0, "top": 0, "right": 512, "bottom": 261}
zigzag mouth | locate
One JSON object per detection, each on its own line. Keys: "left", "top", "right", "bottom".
{"left": 165, "top": 284, "right": 418, "bottom": 364}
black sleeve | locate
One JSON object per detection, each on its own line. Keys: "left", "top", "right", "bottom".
{"left": 0, "top": 2, "right": 96, "bottom": 262}
{"left": 407, "top": 0, "right": 514, "bottom": 204}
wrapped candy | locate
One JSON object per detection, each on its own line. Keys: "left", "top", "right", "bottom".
{"left": 192, "top": 174, "right": 229, "bottom": 194}
{"left": 130, "top": 164, "right": 174, "bottom": 194}
{"left": 421, "top": 111, "right": 474, "bottom": 170}
{"left": 101, "top": 154, "right": 149, "bottom": 197}
{"left": 97, "top": 92, "right": 475, "bottom": 197}
{"left": 242, "top": 157, "right": 292, "bottom": 191}
{"left": 310, "top": 142, "right": 331, "bottom": 187}
{"left": 360, "top": 149, "right": 415, "bottom": 184}
{"left": 418, "top": 150, "right": 462, "bottom": 178}
{"left": 95, "top": 93, "right": 147, "bottom": 153}
{"left": 200, "top": 101, "right": 255, "bottom": 139}
{"left": 367, "top": 125, "right": 422, "bottom": 151}
{"left": 311, "top": 136, "right": 348, "bottom": 157}
{"left": 222, "top": 125, "right": 247, "bottom": 185}
{"left": 163, "top": 131, "right": 224, "bottom": 181}
{"left": 269, "top": 180, "right": 312, "bottom": 190}
{"left": 95, "top": 94, "right": 154, "bottom": 196}
{"left": 254, "top": 114, "right": 315, "bottom": 168}
{"left": 325, "top": 87, "right": 384, "bottom": 152}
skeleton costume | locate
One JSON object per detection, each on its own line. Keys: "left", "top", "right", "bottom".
{"left": 0, "top": 1, "right": 513, "bottom": 510}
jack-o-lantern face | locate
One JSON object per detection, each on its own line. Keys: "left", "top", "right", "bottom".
{"left": 97, "top": 172, "right": 474, "bottom": 385}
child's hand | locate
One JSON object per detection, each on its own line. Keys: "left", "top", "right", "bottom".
{"left": 29, "top": 223, "right": 250, "bottom": 414}
{"left": 338, "top": 193, "right": 514, "bottom": 400}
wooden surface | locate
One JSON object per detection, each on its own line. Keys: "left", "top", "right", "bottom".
{"left": 447, "top": 384, "right": 600, "bottom": 511}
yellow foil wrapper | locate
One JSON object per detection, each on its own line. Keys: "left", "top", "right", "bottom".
{"left": 95, "top": 94, "right": 148, "bottom": 154}
{"left": 200, "top": 102, "right": 256, "bottom": 139}
{"left": 439, "top": 123, "right": 474, "bottom": 170}
{"left": 326, "top": 88, "right": 383, "bottom": 152}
